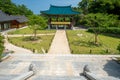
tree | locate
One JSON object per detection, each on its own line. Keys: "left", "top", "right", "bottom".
{"left": 0, "top": 34, "right": 4, "bottom": 59}
{"left": 0, "top": 0, "right": 18, "bottom": 15}
{"left": 78, "top": 0, "right": 89, "bottom": 14}
{"left": 78, "top": 0, "right": 93, "bottom": 14}
{"left": 90, "top": 16, "right": 100, "bottom": 45}
{"left": 88, "top": 0, "right": 120, "bottom": 17}
{"left": 80, "top": 13, "right": 115, "bottom": 45}
{"left": 0, "top": 0, "right": 33, "bottom": 16}
{"left": 28, "top": 15, "right": 47, "bottom": 40}
{"left": 17, "top": 4, "right": 33, "bottom": 17}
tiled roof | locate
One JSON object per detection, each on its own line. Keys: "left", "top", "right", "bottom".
{"left": 0, "top": 10, "right": 28, "bottom": 23}
{"left": 41, "top": 5, "right": 80, "bottom": 15}
{"left": 0, "top": 10, "right": 13, "bottom": 22}
{"left": 10, "top": 15, "right": 28, "bottom": 23}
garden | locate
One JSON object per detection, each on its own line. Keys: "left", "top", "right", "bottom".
{"left": 7, "top": 27, "right": 56, "bottom": 53}
{"left": 67, "top": 30, "right": 120, "bottom": 54}
{"left": 8, "top": 35, "right": 54, "bottom": 53}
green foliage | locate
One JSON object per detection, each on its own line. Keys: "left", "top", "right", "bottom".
{"left": 28, "top": 15, "right": 47, "bottom": 30}
{"left": 88, "top": 27, "right": 120, "bottom": 35}
{"left": 89, "top": 0, "right": 120, "bottom": 16}
{"left": 78, "top": 0, "right": 92, "bottom": 14}
{"left": 17, "top": 4, "right": 33, "bottom": 17}
{"left": 80, "top": 13, "right": 120, "bottom": 28}
{"left": 28, "top": 15, "right": 47, "bottom": 39}
{"left": 0, "top": 34, "right": 4, "bottom": 58}
{"left": 117, "top": 44, "right": 120, "bottom": 52}
{"left": 77, "top": 0, "right": 120, "bottom": 26}
{"left": 0, "top": 0, "right": 33, "bottom": 16}
{"left": 0, "top": 0, "right": 17, "bottom": 14}
{"left": 79, "top": 13, "right": 120, "bottom": 44}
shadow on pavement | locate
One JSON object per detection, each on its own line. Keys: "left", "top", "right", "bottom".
{"left": 103, "top": 60, "right": 120, "bottom": 79}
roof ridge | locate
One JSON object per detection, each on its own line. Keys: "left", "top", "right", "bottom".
{"left": 50, "top": 5, "right": 71, "bottom": 8}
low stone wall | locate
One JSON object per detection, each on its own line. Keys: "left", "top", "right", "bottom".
{"left": 12, "top": 64, "right": 36, "bottom": 80}
{"left": 83, "top": 65, "right": 103, "bottom": 80}
{"left": 85, "top": 72, "right": 103, "bottom": 80}
{"left": 1, "top": 53, "right": 11, "bottom": 61}
{"left": 12, "top": 71, "right": 34, "bottom": 80}
{"left": 83, "top": 65, "right": 120, "bottom": 80}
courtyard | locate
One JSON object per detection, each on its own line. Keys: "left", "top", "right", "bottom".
{"left": 0, "top": 28, "right": 120, "bottom": 80}
{"left": 0, "top": 0, "right": 120, "bottom": 80}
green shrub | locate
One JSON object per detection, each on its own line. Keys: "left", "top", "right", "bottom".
{"left": 88, "top": 27, "right": 120, "bottom": 35}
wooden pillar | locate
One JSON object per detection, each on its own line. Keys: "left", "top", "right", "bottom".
{"left": 56, "top": 17, "right": 58, "bottom": 22}
{"left": 48, "top": 17, "right": 51, "bottom": 29}
{"left": 56, "top": 25, "right": 58, "bottom": 30}
{"left": 64, "top": 25, "right": 66, "bottom": 30}
{"left": 70, "top": 17, "right": 74, "bottom": 29}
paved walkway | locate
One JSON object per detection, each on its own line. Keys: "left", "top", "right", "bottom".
{"left": 48, "top": 30, "right": 71, "bottom": 54}
{"left": 4, "top": 38, "right": 33, "bottom": 54}
{"left": 0, "top": 54, "right": 120, "bottom": 80}
{"left": 7, "top": 33, "right": 55, "bottom": 37}
{"left": 3, "top": 34, "right": 33, "bottom": 54}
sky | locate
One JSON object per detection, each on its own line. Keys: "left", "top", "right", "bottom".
{"left": 12, "top": 0, "right": 81, "bottom": 14}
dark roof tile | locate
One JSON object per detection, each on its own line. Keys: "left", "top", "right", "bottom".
{"left": 0, "top": 10, "right": 28, "bottom": 23}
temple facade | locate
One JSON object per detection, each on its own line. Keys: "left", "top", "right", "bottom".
{"left": 41, "top": 5, "right": 80, "bottom": 29}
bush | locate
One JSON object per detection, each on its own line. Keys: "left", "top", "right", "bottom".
{"left": 88, "top": 27, "right": 120, "bottom": 35}
{"left": 117, "top": 44, "right": 120, "bottom": 53}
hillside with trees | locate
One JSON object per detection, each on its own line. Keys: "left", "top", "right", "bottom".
{"left": 0, "top": 0, "right": 33, "bottom": 17}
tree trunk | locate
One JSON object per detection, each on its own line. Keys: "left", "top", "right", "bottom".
{"left": 34, "top": 29, "right": 37, "bottom": 39}
{"left": 95, "top": 33, "right": 98, "bottom": 45}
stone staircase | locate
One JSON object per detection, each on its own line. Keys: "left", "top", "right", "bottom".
{"left": 0, "top": 54, "right": 120, "bottom": 80}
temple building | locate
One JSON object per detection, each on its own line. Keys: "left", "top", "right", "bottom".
{"left": 41, "top": 5, "right": 80, "bottom": 29}
{"left": 0, "top": 10, "right": 28, "bottom": 31}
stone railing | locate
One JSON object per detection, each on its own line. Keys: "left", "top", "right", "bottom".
{"left": 12, "top": 64, "right": 36, "bottom": 80}
{"left": 1, "top": 53, "right": 11, "bottom": 61}
{"left": 83, "top": 65, "right": 103, "bottom": 80}
{"left": 83, "top": 65, "right": 120, "bottom": 80}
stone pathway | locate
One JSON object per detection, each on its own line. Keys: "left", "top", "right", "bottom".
{"left": 7, "top": 33, "right": 55, "bottom": 37}
{"left": 1, "top": 29, "right": 33, "bottom": 54}
{"left": 48, "top": 30, "right": 71, "bottom": 54}
{"left": 4, "top": 36, "right": 33, "bottom": 54}
{"left": 0, "top": 54, "right": 120, "bottom": 80}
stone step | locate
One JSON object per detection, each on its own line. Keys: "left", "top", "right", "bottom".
{"left": 11, "top": 53, "right": 120, "bottom": 58}
{"left": 28, "top": 76, "right": 87, "bottom": 80}
{"left": 0, "top": 75, "right": 18, "bottom": 80}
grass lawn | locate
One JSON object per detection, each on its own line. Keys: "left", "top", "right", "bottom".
{"left": 66, "top": 30, "right": 120, "bottom": 54}
{"left": 8, "top": 27, "right": 56, "bottom": 34}
{"left": 8, "top": 35, "right": 54, "bottom": 53}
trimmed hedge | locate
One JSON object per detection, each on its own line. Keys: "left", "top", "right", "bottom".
{"left": 88, "top": 27, "right": 120, "bottom": 35}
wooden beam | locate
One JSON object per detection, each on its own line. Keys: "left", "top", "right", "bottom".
{"left": 51, "top": 22, "right": 71, "bottom": 25}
